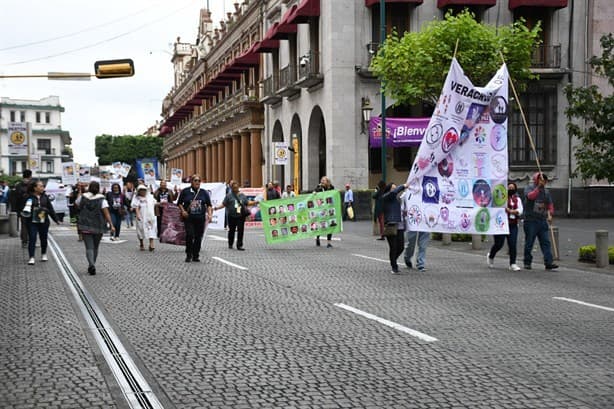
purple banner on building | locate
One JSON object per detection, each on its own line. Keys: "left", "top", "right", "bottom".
{"left": 369, "top": 117, "right": 430, "bottom": 148}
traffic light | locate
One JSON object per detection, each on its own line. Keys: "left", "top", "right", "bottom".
{"left": 94, "top": 59, "right": 135, "bottom": 79}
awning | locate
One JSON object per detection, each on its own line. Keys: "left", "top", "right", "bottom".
{"left": 233, "top": 44, "right": 260, "bottom": 66}
{"left": 159, "top": 125, "right": 172, "bottom": 136}
{"left": 265, "top": 21, "right": 297, "bottom": 41}
{"left": 365, "top": 0, "right": 423, "bottom": 7}
{"left": 437, "top": 0, "right": 496, "bottom": 7}
{"left": 285, "top": 0, "right": 320, "bottom": 25}
{"left": 253, "top": 39, "right": 280, "bottom": 53}
{"left": 509, "top": 0, "right": 567, "bottom": 9}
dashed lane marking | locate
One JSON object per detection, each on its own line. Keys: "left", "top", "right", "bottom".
{"left": 352, "top": 254, "right": 388, "bottom": 263}
{"left": 211, "top": 256, "right": 248, "bottom": 270}
{"left": 553, "top": 297, "right": 614, "bottom": 312}
{"left": 334, "top": 303, "right": 438, "bottom": 342}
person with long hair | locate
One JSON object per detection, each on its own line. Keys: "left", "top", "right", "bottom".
{"left": 381, "top": 182, "right": 408, "bottom": 274}
{"left": 23, "top": 180, "right": 60, "bottom": 265}
{"left": 105, "top": 183, "right": 125, "bottom": 241}
{"left": 153, "top": 180, "right": 177, "bottom": 238}
{"left": 214, "top": 180, "right": 259, "bottom": 250}
{"left": 123, "top": 181, "right": 135, "bottom": 228}
{"left": 314, "top": 176, "right": 335, "bottom": 248}
{"left": 133, "top": 184, "right": 157, "bottom": 251}
{"left": 372, "top": 180, "right": 386, "bottom": 240}
{"left": 76, "top": 181, "right": 114, "bottom": 275}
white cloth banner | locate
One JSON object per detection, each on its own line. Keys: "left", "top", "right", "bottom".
{"left": 177, "top": 182, "right": 227, "bottom": 231}
{"left": 404, "top": 58, "right": 509, "bottom": 235}
{"left": 62, "top": 162, "right": 77, "bottom": 186}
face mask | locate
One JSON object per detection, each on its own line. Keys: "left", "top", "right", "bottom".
{"left": 508, "top": 189, "right": 516, "bottom": 196}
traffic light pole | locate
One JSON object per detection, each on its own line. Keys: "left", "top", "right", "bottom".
{"left": 380, "top": 0, "right": 387, "bottom": 183}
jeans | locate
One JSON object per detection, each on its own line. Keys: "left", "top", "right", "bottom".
{"left": 124, "top": 206, "right": 133, "bottom": 226}
{"left": 227, "top": 216, "right": 245, "bottom": 248}
{"left": 523, "top": 219, "right": 553, "bottom": 266}
{"left": 386, "top": 229, "right": 406, "bottom": 270}
{"left": 404, "top": 231, "right": 430, "bottom": 269}
{"left": 110, "top": 211, "right": 122, "bottom": 238}
{"left": 184, "top": 217, "right": 206, "bottom": 258}
{"left": 27, "top": 220, "right": 49, "bottom": 258}
{"left": 82, "top": 233, "right": 102, "bottom": 268}
{"left": 489, "top": 224, "right": 518, "bottom": 265}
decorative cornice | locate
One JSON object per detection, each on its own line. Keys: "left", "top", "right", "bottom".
{"left": 0, "top": 103, "right": 65, "bottom": 112}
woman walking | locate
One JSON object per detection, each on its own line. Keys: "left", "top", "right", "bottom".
{"left": 23, "top": 180, "right": 61, "bottom": 265}
{"left": 123, "top": 181, "right": 135, "bottom": 228}
{"left": 214, "top": 180, "right": 258, "bottom": 250}
{"left": 314, "top": 176, "right": 335, "bottom": 248}
{"left": 133, "top": 184, "right": 157, "bottom": 251}
{"left": 153, "top": 180, "right": 177, "bottom": 238}
{"left": 382, "top": 182, "right": 408, "bottom": 274}
{"left": 105, "top": 183, "right": 125, "bottom": 241}
{"left": 76, "top": 181, "right": 114, "bottom": 275}
{"left": 487, "top": 182, "right": 524, "bottom": 270}
{"left": 372, "top": 179, "right": 386, "bottom": 240}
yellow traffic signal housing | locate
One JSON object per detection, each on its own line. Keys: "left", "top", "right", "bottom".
{"left": 94, "top": 59, "right": 134, "bottom": 79}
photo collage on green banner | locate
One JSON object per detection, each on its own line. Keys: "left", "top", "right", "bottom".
{"left": 259, "top": 190, "right": 343, "bottom": 244}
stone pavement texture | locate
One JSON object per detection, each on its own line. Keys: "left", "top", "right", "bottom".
{"left": 1, "top": 217, "right": 613, "bottom": 408}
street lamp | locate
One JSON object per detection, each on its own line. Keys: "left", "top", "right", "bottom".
{"left": 0, "top": 59, "right": 135, "bottom": 80}
{"left": 361, "top": 97, "right": 373, "bottom": 134}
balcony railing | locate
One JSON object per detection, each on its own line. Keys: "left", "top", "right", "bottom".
{"left": 296, "top": 50, "right": 323, "bottom": 88}
{"left": 278, "top": 65, "right": 300, "bottom": 97}
{"left": 261, "top": 76, "right": 282, "bottom": 105}
{"left": 531, "top": 44, "right": 561, "bottom": 69}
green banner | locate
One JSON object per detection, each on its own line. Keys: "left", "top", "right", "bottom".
{"left": 259, "top": 190, "right": 343, "bottom": 244}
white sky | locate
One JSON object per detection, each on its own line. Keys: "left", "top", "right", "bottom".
{"left": 0, "top": 0, "right": 235, "bottom": 166}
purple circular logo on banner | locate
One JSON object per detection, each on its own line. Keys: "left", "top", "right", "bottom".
{"left": 490, "top": 124, "right": 507, "bottom": 151}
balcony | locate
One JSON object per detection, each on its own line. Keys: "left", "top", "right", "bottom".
{"left": 356, "top": 42, "right": 380, "bottom": 78}
{"left": 278, "top": 65, "right": 300, "bottom": 97}
{"left": 296, "top": 51, "right": 323, "bottom": 89}
{"left": 531, "top": 44, "right": 561, "bottom": 69}
{"left": 260, "top": 76, "right": 282, "bottom": 105}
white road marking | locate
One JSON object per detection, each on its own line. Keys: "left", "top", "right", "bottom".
{"left": 334, "top": 303, "right": 438, "bottom": 342}
{"left": 212, "top": 256, "right": 248, "bottom": 270}
{"left": 352, "top": 254, "right": 388, "bottom": 263}
{"left": 207, "top": 235, "right": 227, "bottom": 241}
{"left": 553, "top": 297, "right": 614, "bottom": 312}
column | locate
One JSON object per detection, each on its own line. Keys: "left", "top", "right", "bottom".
{"left": 197, "top": 147, "right": 205, "bottom": 177}
{"left": 250, "top": 129, "right": 262, "bottom": 187}
{"left": 205, "top": 144, "right": 212, "bottom": 182}
{"left": 224, "top": 136, "right": 233, "bottom": 182}
{"left": 232, "top": 134, "right": 241, "bottom": 185}
{"left": 211, "top": 143, "right": 218, "bottom": 182}
{"left": 217, "top": 140, "right": 225, "bottom": 183}
{"left": 240, "top": 132, "right": 251, "bottom": 187}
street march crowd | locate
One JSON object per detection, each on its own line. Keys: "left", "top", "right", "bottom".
{"left": 2, "top": 168, "right": 558, "bottom": 277}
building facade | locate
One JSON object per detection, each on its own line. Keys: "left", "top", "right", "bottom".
{"left": 160, "top": 0, "right": 612, "bottom": 213}
{"left": 0, "top": 96, "right": 71, "bottom": 178}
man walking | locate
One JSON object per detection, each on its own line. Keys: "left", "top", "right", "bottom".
{"left": 10, "top": 169, "right": 33, "bottom": 248}
{"left": 177, "top": 175, "right": 213, "bottom": 263}
{"left": 523, "top": 172, "right": 558, "bottom": 270}
{"left": 343, "top": 183, "right": 354, "bottom": 221}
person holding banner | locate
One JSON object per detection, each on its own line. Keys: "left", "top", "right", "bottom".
{"left": 177, "top": 175, "right": 212, "bottom": 262}
{"left": 153, "top": 180, "right": 176, "bottom": 238}
{"left": 214, "top": 181, "right": 259, "bottom": 251}
{"left": 523, "top": 173, "right": 558, "bottom": 270}
{"left": 382, "top": 182, "right": 408, "bottom": 274}
{"left": 314, "top": 176, "right": 335, "bottom": 248}
{"left": 487, "top": 182, "right": 523, "bottom": 271}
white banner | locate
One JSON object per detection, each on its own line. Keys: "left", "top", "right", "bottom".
{"left": 405, "top": 58, "right": 509, "bottom": 235}
{"left": 177, "top": 182, "right": 227, "bottom": 231}
{"left": 45, "top": 180, "right": 69, "bottom": 214}
{"left": 8, "top": 122, "right": 28, "bottom": 155}
{"left": 28, "top": 154, "right": 40, "bottom": 172}
{"left": 170, "top": 168, "right": 183, "bottom": 186}
{"left": 273, "top": 142, "right": 289, "bottom": 165}
{"left": 62, "top": 162, "right": 77, "bottom": 186}
{"left": 78, "top": 165, "right": 91, "bottom": 183}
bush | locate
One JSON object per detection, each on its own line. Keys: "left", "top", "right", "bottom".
{"left": 578, "top": 245, "right": 614, "bottom": 264}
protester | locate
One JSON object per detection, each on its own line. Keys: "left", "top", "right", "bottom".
{"left": 372, "top": 180, "right": 386, "bottom": 240}
{"left": 23, "top": 180, "right": 61, "bottom": 265}
{"left": 133, "top": 184, "right": 157, "bottom": 252}
{"left": 123, "top": 181, "right": 135, "bottom": 228}
{"left": 282, "top": 184, "right": 296, "bottom": 198}
{"left": 382, "top": 182, "right": 408, "bottom": 274}
{"left": 10, "top": 169, "right": 33, "bottom": 248}
{"left": 314, "top": 176, "right": 335, "bottom": 248}
{"left": 76, "top": 181, "right": 114, "bottom": 275}
{"left": 177, "top": 175, "right": 213, "bottom": 262}
{"left": 214, "top": 180, "right": 259, "bottom": 251}
{"left": 487, "top": 182, "right": 524, "bottom": 271}
{"left": 400, "top": 191, "right": 429, "bottom": 271}
{"left": 153, "top": 180, "right": 176, "bottom": 238}
{"left": 343, "top": 183, "right": 354, "bottom": 221}
{"left": 0, "top": 179, "right": 9, "bottom": 205}
{"left": 105, "top": 183, "right": 125, "bottom": 241}
{"left": 266, "top": 181, "right": 281, "bottom": 200}
{"left": 523, "top": 172, "right": 558, "bottom": 270}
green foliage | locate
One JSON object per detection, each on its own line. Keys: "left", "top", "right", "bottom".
{"left": 370, "top": 10, "right": 540, "bottom": 106}
{"left": 578, "top": 244, "right": 614, "bottom": 264}
{"left": 95, "top": 134, "right": 163, "bottom": 166}
{"left": 565, "top": 33, "right": 614, "bottom": 183}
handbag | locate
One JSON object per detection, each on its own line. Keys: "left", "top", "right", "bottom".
{"left": 346, "top": 205, "right": 354, "bottom": 220}
{"left": 383, "top": 222, "right": 398, "bottom": 237}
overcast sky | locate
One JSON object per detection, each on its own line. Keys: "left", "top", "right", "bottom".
{"left": 0, "top": 0, "right": 235, "bottom": 166}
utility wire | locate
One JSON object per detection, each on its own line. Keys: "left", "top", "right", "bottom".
{"left": 3, "top": 0, "right": 198, "bottom": 66}
{"left": 0, "top": 0, "right": 167, "bottom": 52}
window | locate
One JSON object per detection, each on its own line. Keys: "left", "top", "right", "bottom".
{"left": 37, "top": 139, "right": 52, "bottom": 155}
{"left": 509, "top": 83, "right": 558, "bottom": 165}
{"left": 44, "top": 161, "right": 54, "bottom": 173}
{"left": 20, "top": 111, "right": 25, "bottom": 122}
{"left": 36, "top": 112, "right": 41, "bottom": 123}
{"left": 369, "top": 147, "right": 382, "bottom": 172}
{"left": 371, "top": 3, "right": 411, "bottom": 43}
{"left": 10, "top": 111, "right": 16, "bottom": 122}
{"left": 45, "top": 112, "right": 51, "bottom": 123}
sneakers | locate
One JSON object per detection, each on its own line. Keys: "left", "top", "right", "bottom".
{"left": 545, "top": 264, "right": 559, "bottom": 270}
{"left": 192, "top": 257, "right": 200, "bottom": 262}
{"left": 87, "top": 266, "right": 96, "bottom": 275}
{"left": 486, "top": 253, "right": 494, "bottom": 268}
{"left": 405, "top": 261, "right": 413, "bottom": 269}
{"left": 391, "top": 267, "right": 400, "bottom": 274}
{"left": 524, "top": 264, "right": 532, "bottom": 270}
{"left": 509, "top": 264, "right": 521, "bottom": 271}
{"left": 326, "top": 243, "right": 332, "bottom": 248}
{"left": 41, "top": 254, "right": 48, "bottom": 262}
{"left": 27, "top": 257, "right": 35, "bottom": 265}
{"left": 417, "top": 267, "right": 427, "bottom": 272}
{"left": 236, "top": 247, "right": 245, "bottom": 251}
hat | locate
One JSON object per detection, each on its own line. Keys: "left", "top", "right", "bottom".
{"left": 137, "top": 184, "right": 148, "bottom": 191}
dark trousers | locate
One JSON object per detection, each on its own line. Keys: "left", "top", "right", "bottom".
{"left": 488, "top": 224, "right": 518, "bottom": 265}
{"left": 184, "top": 217, "right": 205, "bottom": 258}
{"left": 523, "top": 219, "right": 553, "bottom": 266}
{"left": 27, "top": 221, "right": 49, "bottom": 258}
{"left": 386, "top": 229, "right": 405, "bottom": 270}
{"left": 156, "top": 209, "right": 163, "bottom": 238}
{"left": 20, "top": 216, "right": 29, "bottom": 244}
{"left": 227, "top": 216, "right": 245, "bottom": 248}
{"left": 82, "top": 233, "right": 102, "bottom": 268}
{"left": 110, "top": 211, "right": 122, "bottom": 238}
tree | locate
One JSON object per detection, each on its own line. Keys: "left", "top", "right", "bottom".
{"left": 565, "top": 33, "right": 614, "bottom": 183}
{"left": 95, "top": 134, "right": 163, "bottom": 166}
{"left": 370, "top": 10, "right": 541, "bottom": 106}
